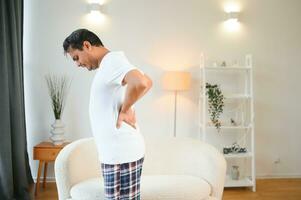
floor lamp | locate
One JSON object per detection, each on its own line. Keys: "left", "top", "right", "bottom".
{"left": 162, "top": 71, "right": 191, "bottom": 137}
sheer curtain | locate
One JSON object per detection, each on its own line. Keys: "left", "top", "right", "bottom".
{"left": 0, "top": 0, "right": 34, "bottom": 199}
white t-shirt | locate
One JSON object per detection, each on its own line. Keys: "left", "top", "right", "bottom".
{"left": 89, "top": 51, "right": 145, "bottom": 164}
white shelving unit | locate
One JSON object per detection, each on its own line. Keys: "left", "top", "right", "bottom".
{"left": 199, "top": 54, "right": 256, "bottom": 192}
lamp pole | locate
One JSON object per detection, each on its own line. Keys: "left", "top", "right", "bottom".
{"left": 173, "top": 90, "right": 178, "bottom": 137}
{"left": 162, "top": 71, "right": 191, "bottom": 137}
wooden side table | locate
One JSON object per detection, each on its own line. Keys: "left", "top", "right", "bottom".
{"left": 33, "top": 141, "right": 70, "bottom": 196}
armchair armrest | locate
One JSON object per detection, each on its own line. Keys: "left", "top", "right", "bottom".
{"left": 54, "top": 137, "right": 101, "bottom": 200}
{"left": 197, "top": 142, "right": 227, "bottom": 199}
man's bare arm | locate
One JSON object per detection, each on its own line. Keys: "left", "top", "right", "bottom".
{"left": 116, "top": 69, "right": 152, "bottom": 128}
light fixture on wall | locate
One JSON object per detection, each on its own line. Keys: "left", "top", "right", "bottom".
{"left": 88, "top": 3, "right": 102, "bottom": 15}
{"left": 87, "top": 2, "right": 105, "bottom": 24}
{"left": 227, "top": 11, "right": 239, "bottom": 22}
{"left": 224, "top": 3, "right": 240, "bottom": 32}
{"left": 162, "top": 71, "right": 191, "bottom": 137}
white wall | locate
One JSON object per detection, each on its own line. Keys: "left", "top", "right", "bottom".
{"left": 24, "top": 0, "right": 301, "bottom": 181}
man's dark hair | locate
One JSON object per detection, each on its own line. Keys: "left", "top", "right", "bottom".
{"left": 63, "top": 29, "right": 103, "bottom": 54}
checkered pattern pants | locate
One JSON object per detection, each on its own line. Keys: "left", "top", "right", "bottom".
{"left": 101, "top": 157, "right": 144, "bottom": 200}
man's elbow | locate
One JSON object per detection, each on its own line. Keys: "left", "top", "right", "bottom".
{"left": 139, "top": 77, "right": 152, "bottom": 90}
{"left": 145, "top": 77, "right": 153, "bottom": 89}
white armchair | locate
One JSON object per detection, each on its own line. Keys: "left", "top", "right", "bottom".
{"left": 55, "top": 136, "right": 226, "bottom": 200}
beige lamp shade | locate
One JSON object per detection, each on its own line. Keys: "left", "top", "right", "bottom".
{"left": 162, "top": 71, "right": 191, "bottom": 91}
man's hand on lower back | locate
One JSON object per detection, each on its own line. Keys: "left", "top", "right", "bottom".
{"left": 116, "top": 107, "right": 136, "bottom": 129}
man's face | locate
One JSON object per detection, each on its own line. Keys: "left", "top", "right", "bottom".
{"left": 67, "top": 42, "right": 98, "bottom": 71}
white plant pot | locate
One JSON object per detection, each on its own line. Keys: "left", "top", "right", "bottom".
{"left": 50, "top": 119, "right": 65, "bottom": 145}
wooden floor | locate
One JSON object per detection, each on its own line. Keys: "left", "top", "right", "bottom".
{"left": 29, "top": 179, "right": 301, "bottom": 200}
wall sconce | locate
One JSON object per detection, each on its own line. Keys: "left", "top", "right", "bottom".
{"left": 87, "top": 2, "right": 105, "bottom": 24}
{"left": 88, "top": 3, "right": 102, "bottom": 14}
{"left": 223, "top": 3, "right": 240, "bottom": 32}
{"left": 224, "top": 11, "right": 240, "bottom": 32}
{"left": 227, "top": 11, "right": 239, "bottom": 22}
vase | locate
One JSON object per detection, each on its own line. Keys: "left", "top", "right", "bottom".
{"left": 50, "top": 119, "right": 65, "bottom": 145}
{"left": 231, "top": 165, "right": 240, "bottom": 180}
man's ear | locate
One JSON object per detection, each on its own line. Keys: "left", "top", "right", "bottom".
{"left": 83, "top": 41, "right": 92, "bottom": 50}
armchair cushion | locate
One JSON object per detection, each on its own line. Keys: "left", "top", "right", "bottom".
{"left": 70, "top": 175, "right": 211, "bottom": 200}
{"left": 141, "top": 175, "right": 211, "bottom": 200}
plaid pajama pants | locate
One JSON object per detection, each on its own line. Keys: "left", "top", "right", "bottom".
{"left": 101, "top": 157, "right": 144, "bottom": 200}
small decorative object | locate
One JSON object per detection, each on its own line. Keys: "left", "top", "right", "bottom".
{"left": 232, "top": 60, "right": 238, "bottom": 67}
{"left": 45, "top": 74, "right": 71, "bottom": 145}
{"left": 223, "top": 147, "right": 231, "bottom": 154}
{"left": 234, "top": 109, "right": 245, "bottom": 126}
{"left": 50, "top": 120, "right": 65, "bottom": 145}
{"left": 206, "top": 83, "right": 225, "bottom": 132}
{"left": 223, "top": 142, "right": 247, "bottom": 154}
{"left": 212, "top": 62, "right": 218, "bottom": 67}
{"left": 240, "top": 111, "right": 245, "bottom": 126}
{"left": 231, "top": 165, "right": 240, "bottom": 180}
{"left": 200, "top": 53, "right": 205, "bottom": 68}
{"left": 221, "top": 61, "right": 226, "bottom": 67}
{"left": 230, "top": 118, "right": 237, "bottom": 126}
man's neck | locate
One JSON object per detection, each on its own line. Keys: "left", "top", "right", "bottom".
{"left": 96, "top": 47, "right": 110, "bottom": 68}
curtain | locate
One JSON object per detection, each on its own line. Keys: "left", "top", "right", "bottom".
{"left": 0, "top": 0, "right": 34, "bottom": 199}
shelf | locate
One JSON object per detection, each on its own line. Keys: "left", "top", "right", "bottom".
{"left": 200, "top": 66, "right": 251, "bottom": 70}
{"left": 199, "top": 94, "right": 251, "bottom": 99}
{"left": 199, "top": 124, "right": 252, "bottom": 130}
{"left": 199, "top": 54, "right": 255, "bottom": 191}
{"left": 223, "top": 152, "right": 253, "bottom": 158}
{"left": 224, "top": 176, "right": 254, "bottom": 187}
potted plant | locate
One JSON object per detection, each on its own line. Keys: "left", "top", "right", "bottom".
{"left": 45, "top": 74, "right": 71, "bottom": 145}
{"left": 205, "top": 83, "right": 225, "bottom": 132}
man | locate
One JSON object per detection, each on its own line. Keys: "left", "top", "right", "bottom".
{"left": 63, "top": 29, "right": 152, "bottom": 200}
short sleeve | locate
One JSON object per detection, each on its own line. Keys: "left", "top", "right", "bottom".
{"left": 105, "top": 53, "right": 138, "bottom": 86}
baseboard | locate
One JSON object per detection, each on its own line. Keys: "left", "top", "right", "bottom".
{"left": 33, "top": 177, "right": 56, "bottom": 183}
{"left": 256, "top": 174, "right": 301, "bottom": 179}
